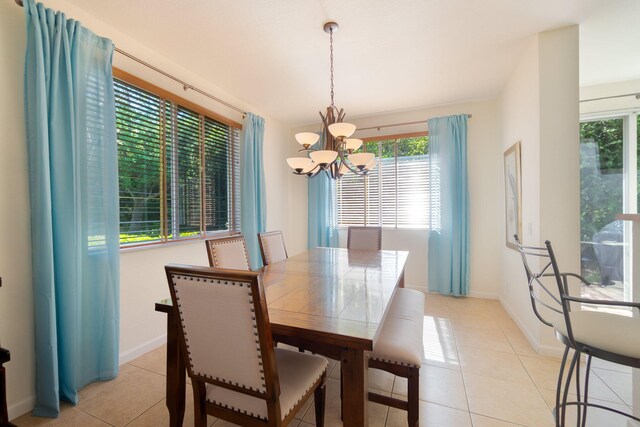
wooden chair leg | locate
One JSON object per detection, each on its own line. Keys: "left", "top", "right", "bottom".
{"left": 340, "top": 368, "right": 343, "bottom": 420}
{"left": 192, "top": 381, "right": 207, "bottom": 427}
{"left": 314, "top": 381, "right": 326, "bottom": 427}
{"left": 408, "top": 367, "right": 419, "bottom": 427}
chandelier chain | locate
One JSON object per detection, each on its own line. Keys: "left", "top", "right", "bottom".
{"left": 330, "top": 28, "right": 334, "bottom": 108}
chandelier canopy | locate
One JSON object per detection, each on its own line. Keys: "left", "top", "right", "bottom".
{"left": 286, "top": 22, "right": 376, "bottom": 179}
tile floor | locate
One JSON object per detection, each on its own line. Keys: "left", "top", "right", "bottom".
{"left": 12, "top": 294, "right": 636, "bottom": 426}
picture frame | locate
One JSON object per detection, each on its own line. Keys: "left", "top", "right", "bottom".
{"left": 504, "top": 141, "right": 522, "bottom": 250}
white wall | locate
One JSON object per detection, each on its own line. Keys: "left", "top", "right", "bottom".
{"left": 499, "top": 26, "right": 580, "bottom": 356}
{"left": 499, "top": 35, "right": 543, "bottom": 347}
{"left": 294, "top": 98, "right": 503, "bottom": 297}
{"left": 0, "top": 0, "right": 306, "bottom": 419}
{"left": 0, "top": 3, "right": 35, "bottom": 420}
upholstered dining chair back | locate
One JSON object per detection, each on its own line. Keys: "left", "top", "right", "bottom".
{"left": 258, "top": 231, "right": 288, "bottom": 265}
{"left": 347, "top": 226, "right": 382, "bottom": 250}
{"left": 165, "top": 265, "right": 277, "bottom": 400}
{"left": 205, "top": 235, "right": 251, "bottom": 270}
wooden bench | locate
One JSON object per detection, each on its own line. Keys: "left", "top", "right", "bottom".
{"left": 368, "top": 288, "right": 425, "bottom": 427}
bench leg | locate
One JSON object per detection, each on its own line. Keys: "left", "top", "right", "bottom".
{"left": 408, "top": 367, "right": 419, "bottom": 427}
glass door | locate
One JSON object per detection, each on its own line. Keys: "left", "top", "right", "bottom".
{"left": 580, "top": 113, "right": 638, "bottom": 308}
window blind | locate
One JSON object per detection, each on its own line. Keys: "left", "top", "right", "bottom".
{"left": 115, "top": 80, "right": 164, "bottom": 244}
{"left": 115, "top": 78, "right": 240, "bottom": 246}
{"left": 336, "top": 136, "right": 430, "bottom": 229}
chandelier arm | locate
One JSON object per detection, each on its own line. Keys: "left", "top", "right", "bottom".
{"left": 308, "top": 163, "right": 323, "bottom": 175}
{"left": 337, "top": 146, "right": 367, "bottom": 175}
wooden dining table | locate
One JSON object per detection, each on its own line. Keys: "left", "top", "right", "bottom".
{"left": 156, "top": 247, "right": 409, "bottom": 427}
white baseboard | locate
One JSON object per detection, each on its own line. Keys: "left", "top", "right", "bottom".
{"left": 537, "top": 343, "right": 567, "bottom": 359}
{"left": 8, "top": 395, "right": 36, "bottom": 422}
{"left": 498, "top": 296, "right": 541, "bottom": 354}
{"left": 119, "top": 334, "right": 167, "bottom": 366}
{"left": 405, "top": 284, "right": 499, "bottom": 300}
{"left": 9, "top": 334, "right": 168, "bottom": 421}
{"left": 469, "top": 290, "right": 499, "bottom": 300}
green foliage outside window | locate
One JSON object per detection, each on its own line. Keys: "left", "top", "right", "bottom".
{"left": 579, "top": 118, "right": 623, "bottom": 243}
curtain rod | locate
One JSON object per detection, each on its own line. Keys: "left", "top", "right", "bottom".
{"left": 357, "top": 114, "right": 472, "bottom": 132}
{"left": 580, "top": 93, "right": 640, "bottom": 103}
{"left": 15, "top": 0, "right": 247, "bottom": 118}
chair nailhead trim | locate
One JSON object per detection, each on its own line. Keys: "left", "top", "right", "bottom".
{"left": 171, "top": 274, "right": 267, "bottom": 394}
{"left": 208, "top": 237, "right": 251, "bottom": 269}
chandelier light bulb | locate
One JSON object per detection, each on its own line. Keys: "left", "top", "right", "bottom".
{"left": 328, "top": 122, "right": 356, "bottom": 139}
{"left": 348, "top": 152, "right": 375, "bottom": 170}
{"left": 294, "top": 132, "right": 319, "bottom": 148}
{"left": 309, "top": 150, "right": 338, "bottom": 168}
{"left": 286, "top": 157, "right": 313, "bottom": 174}
{"left": 303, "top": 161, "right": 317, "bottom": 174}
{"left": 345, "top": 138, "right": 363, "bottom": 153}
{"left": 364, "top": 158, "right": 377, "bottom": 170}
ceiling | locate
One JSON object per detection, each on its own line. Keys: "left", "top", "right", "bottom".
{"left": 66, "top": 0, "right": 640, "bottom": 126}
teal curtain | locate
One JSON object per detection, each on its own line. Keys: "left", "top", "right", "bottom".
{"left": 307, "top": 134, "right": 338, "bottom": 249}
{"left": 427, "top": 115, "right": 470, "bottom": 296}
{"left": 241, "top": 113, "right": 266, "bottom": 269}
{"left": 24, "top": 0, "right": 120, "bottom": 417}
{"left": 308, "top": 172, "right": 338, "bottom": 249}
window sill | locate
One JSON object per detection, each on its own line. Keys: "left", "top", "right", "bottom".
{"left": 119, "top": 231, "right": 239, "bottom": 253}
{"left": 335, "top": 226, "right": 429, "bottom": 232}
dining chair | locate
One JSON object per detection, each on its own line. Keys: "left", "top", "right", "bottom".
{"left": 347, "top": 226, "right": 382, "bottom": 250}
{"left": 368, "top": 288, "right": 424, "bottom": 427}
{"left": 514, "top": 235, "right": 640, "bottom": 427}
{"left": 258, "top": 231, "right": 288, "bottom": 265}
{"left": 205, "top": 235, "right": 251, "bottom": 270}
{"left": 165, "top": 264, "right": 328, "bottom": 426}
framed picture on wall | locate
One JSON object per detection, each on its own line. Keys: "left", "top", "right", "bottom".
{"left": 504, "top": 141, "right": 522, "bottom": 250}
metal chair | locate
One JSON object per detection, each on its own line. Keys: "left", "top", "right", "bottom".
{"left": 165, "top": 264, "right": 328, "bottom": 426}
{"left": 514, "top": 235, "right": 640, "bottom": 427}
{"left": 347, "top": 226, "right": 382, "bottom": 250}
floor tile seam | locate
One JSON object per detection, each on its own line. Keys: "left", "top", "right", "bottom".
{"left": 76, "top": 407, "right": 118, "bottom": 427}
{"left": 589, "top": 365, "right": 632, "bottom": 406}
{"left": 117, "top": 394, "right": 166, "bottom": 427}
{"left": 420, "top": 363, "right": 461, "bottom": 373}
{"left": 590, "top": 365, "right": 633, "bottom": 374}
{"left": 514, "top": 352, "right": 544, "bottom": 391}
{"left": 389, "top": 390, "right": 469, "bottom": 412}
{"left": 459, "top": 360, "right": 474, "bottom": 415}
{"left": 126, "top": 363, "right": 167, "bottom": 378}
{"left": 457, "top": 343, "right": 524, "bottom": 358}
{"left": 533, "top": 382, "right": 626, "bottom": 405}
{"left": 379, "top": 402, "right": 390, "bottom": 427}
{"left": 450, "top": 338, "right": 475, "bottom": 416}
{"left": 469, "top": 411, "right": 528, "bottom": 426}
{"left": 460, "top": 365, "right": 547, "bottom": 409}
{"left": 515, "top": 352, "right": 573, "bottom": 419}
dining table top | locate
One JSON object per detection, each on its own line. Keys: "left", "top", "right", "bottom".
{"left": 261, "top": 247, "right": 409, "bottom": 350}
{"left": 157, "top": 247, "right": 409, "bottom": 351}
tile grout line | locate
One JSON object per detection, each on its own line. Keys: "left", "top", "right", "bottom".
{"left": 590, "top": 365, "right": 631, "bottom": 406}
{"left": 119, "top": 394, "right": 165, "bottom": 427}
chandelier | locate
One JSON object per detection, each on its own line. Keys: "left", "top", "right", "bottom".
{"left": 286, "top": 22, "right": 376, "bottom": 179}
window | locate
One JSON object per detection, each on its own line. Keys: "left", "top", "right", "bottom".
{"left": 115, "top": 74, "right": 240, "bottom": 246}
{"left": 579, "top": 113, "right": 638, "bottom": 302}
{"left": 336, "top": 135, "right": 430, "bottom": 228}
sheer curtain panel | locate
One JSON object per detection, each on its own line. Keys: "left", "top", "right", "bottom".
{"left": 24, "top": 0, "right": 120, "bottom": 416}
{"left": 427, "top": 115, "right": 470, "bottom": 296}
{"left": 240, "top": 113, "right": 266, "bottom": 269}
{"left": 308, "top": 134, "right": 338, "bottom": 249}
